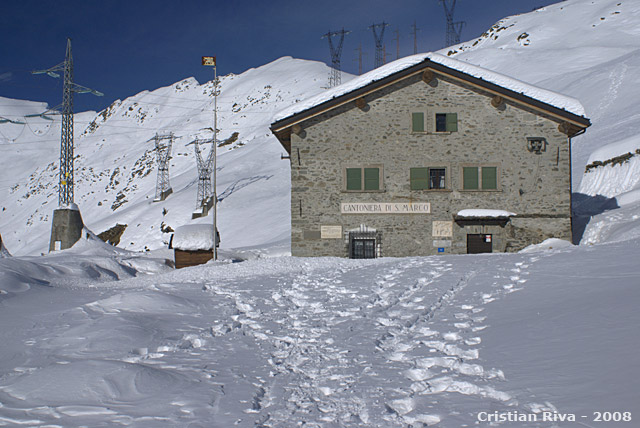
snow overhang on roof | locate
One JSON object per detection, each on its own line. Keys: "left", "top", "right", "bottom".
{"left": 270, "top": 53, "right": 591, "bottom": 153}
{"left": 172, "top": 224, "right": 216, "bottom": 251}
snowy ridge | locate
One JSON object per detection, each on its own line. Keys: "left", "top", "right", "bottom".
{"left": 274, "top": 52, "right": 585, "bottom": 123}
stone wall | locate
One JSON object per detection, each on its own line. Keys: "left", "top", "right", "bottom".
{"left": 289, "top": 72, "right": 572, "bottom": 257}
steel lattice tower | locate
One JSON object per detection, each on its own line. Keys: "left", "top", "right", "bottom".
{"left": 150, "top": 133, "right": 174, "bottom": 201}
{"left": 59, "top": 40, "right": 74, "bottom": 206}
{"left": 440, "top": 0, "right": 466, "bottom": 46}
{"left": 192, "top": 137, "right": 216, "bottom": 210}
{"left": 322, "top": 29, "right": 350, "bottom": 87}
{"left": 33, "top": 38, "right": 102, "bottom": 207}
{"left": 411, "top": 21, "right": 420, "bottom": 54}
{"left": 369, "top": 22, "right": 389, "bottom": 69}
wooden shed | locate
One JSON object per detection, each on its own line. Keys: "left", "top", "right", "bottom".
{"left": 170, "top": 224, "right": 219, "bottom": 269}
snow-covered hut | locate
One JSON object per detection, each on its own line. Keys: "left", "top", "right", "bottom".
{"left": 170, "top": 224, "right": 219, "bottom": 269}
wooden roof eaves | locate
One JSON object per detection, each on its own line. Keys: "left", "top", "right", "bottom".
{"left": 270, "top": 58, "right": 591, "bottom": 136}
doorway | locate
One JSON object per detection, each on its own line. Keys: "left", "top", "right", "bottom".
{"left": 467, "top": 234, "right": 492, "bottom": 254}
{"left": 349, "top": 232, "right": 377, "bottom": 259}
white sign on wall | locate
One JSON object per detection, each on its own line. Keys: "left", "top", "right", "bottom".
{"left": 341, "top": 203, "right": 430, "bottom": 214}
{"left": 321, "top": 225, "right": 343, "bottom": 239}
{"left": 432, "top": 221, "right": 453, "bottom": 237}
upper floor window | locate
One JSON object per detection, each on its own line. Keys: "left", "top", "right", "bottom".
{"left": 411, "top": 111, "right": 458, "bottom": 133}
{"left": 410, "top": 167, "right": 448, "bottom": 190}
{"left": 345, "top": 166, "right": 383, "bottom": 191}
{"left": 462, "top": 166, "right": 499, "bottom": 190}
{"left": 435, "top": 113, "right": 458, "bottom": 132}
{"left": 412, "top": 112, "right": 425, "bottom": 133}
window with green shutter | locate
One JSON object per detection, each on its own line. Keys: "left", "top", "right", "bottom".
{"left": 345, "top": 166, "right": 382, "bottom": 191}
{"left": 446, "top": 113, "right": 458, "bottom": 132}
{"left": 435, "top": 113, "right": 458, "bottom": 132}
{"left": 411, "top": 112, "right": 425, "bottom": 132}
{"left": 463, "top": 167, "right": 479, "bottom": 190}
{"left": 346, "top": 168, "right": 362, "bottom": 190}
{"left": 410, "top": 168, "right": 428, "bottom": 190}
{"left": 481, "top": 166, "right": 497, "bottom": 190}
{"left": 364, "top": 168, "right": 380, "bottom": 190}
{"left": 462, "top": 166, "right": 499, "bottom": 191}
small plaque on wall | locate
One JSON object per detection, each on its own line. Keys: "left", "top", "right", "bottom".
{"left": 432, "top": 221, "right": 453, "bottom": 237}
{"left": 321, "top": 225, "right": 342, "bottom": 239}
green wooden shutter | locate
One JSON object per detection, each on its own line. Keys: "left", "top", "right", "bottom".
{"left": 364, "top": 168, "right": 380, "bottom": 190}
{"left": 410, "top": 168, "right": 428, "bottom": 190}
{"left": 346, "top": 168, "right": 362, "bottom": 190}
{"left": 412, "top": 112, "right": 424, "bottom": 132}
{"left": 463, "top": 167, "right": 479, "bottom": 190}
{"left": 446, "top": 113, "right": 458, "bottom": 132}
{"left": 481, "top": 166, "right": 497, "bottom": 190}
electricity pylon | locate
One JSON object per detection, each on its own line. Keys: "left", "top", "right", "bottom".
{"left": 440, "top": 0, "right": 466, "bottom": 46}
{"left": 190, "top": 137, "right": 216, "bottom": 213}
{"left": 150, "top": 132, "right": 174, "bottom": 201}
{"left": 369, "top": 22, "right": 389, "bottom": 68}
{"left": 322, "top": 29, "right": 350, "bottom": 87}
{"left": 33, "top": 38, "right": 103, "bottom": 252}
{"left": 33, "top": 38, "right": 103, "bottom": 207}
{"left": 410, "top": 21, "right": 420, "bottom": 54}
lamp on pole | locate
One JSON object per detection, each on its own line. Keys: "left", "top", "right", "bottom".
{"left": 202, "top": 56, "right": 218, "bottom": 261}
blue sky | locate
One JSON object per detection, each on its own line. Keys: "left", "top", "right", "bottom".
{"left": 1, "top": 0, "right": 559, "bottom": 113}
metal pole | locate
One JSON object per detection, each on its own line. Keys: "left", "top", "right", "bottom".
{"left": 212, "top": 63, "right": 218, "bottom": 261}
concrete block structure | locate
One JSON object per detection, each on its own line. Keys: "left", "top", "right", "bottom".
{"left": 270, "top": 54, "right": 590, "bottom": 258}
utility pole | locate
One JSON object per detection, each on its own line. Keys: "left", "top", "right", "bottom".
{"left": 410, "top": 21, "right": 420, "bottom": 54}
{"left": 369, "top": 22, "right": 389, "bottom": 69}
{"left": 33, "top": 38, "right": 103, "bottom": 252}
{"left": 201, "top": 55, "right": 218, "bottom": 261}
{"left": 440, "top": 0, "right": 466, "bottom": 46}
{"left": 322, "top": 29, "right": 350, "bottom": 87}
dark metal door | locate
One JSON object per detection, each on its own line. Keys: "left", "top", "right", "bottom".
{"left": 467, "top": 234, "right": 492, "bottom": 254}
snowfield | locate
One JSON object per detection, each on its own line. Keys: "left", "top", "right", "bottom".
{"left": 2, "top": 0, "right": 640, "bottom": 425}
{"left": 0, "top": 237, "right": 638, "bottom": 427}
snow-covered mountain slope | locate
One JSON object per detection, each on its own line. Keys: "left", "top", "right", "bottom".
{"left": 3, "top": 0, "right": 640, "bottom": 255}
{"left": 0, "top": 234, "right": 638, "bottom": 427}
{"left": 440, "top": 0, "right": 640, "bottom": 244}
{"left": 0, "top": 57, "right": 339, "bottom": 256}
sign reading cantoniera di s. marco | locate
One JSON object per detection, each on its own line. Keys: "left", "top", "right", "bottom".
{"left": 341, "top": 202, "right": 431, "bottom": 214}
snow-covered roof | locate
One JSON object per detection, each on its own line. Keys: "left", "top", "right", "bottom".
{"left": 172, "top": 224, "right": 216, "bottom": 251}
{"left": 457, "top": 209, "right": 516, "bottom": 218}
{"left": 273, "top": 52, "right": 586, "bottom": 124}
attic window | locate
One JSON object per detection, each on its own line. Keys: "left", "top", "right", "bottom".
{"left": 411, "top": 112, "right": 425, "bottom": 132}
{"left": 435, "top": 113, "right": 458, "bottom": 132}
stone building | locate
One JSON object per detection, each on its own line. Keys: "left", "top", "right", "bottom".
{"left": 270, "top": 53, "right": 590, "bottom": 258}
